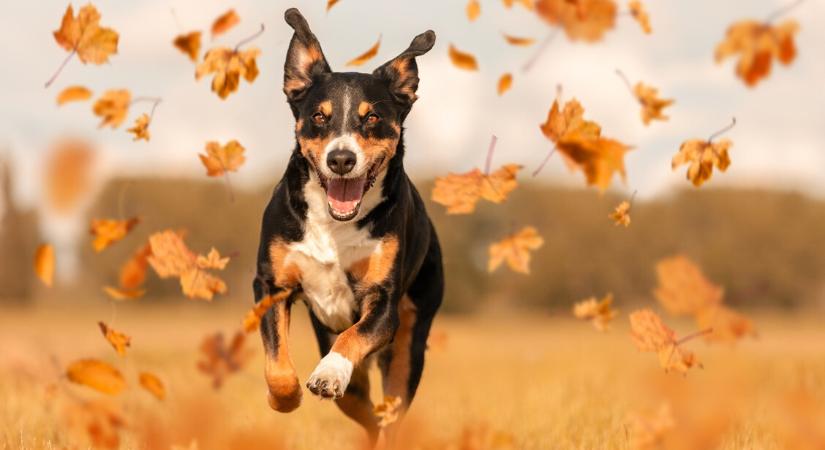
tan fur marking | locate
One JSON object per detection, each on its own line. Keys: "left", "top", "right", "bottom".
{"left": 319, "top": 100, "right": 333, "bottom": 116}
{"left": 297, "top": 135, "right": 332, "bottom": 168}
{"left": 357, "top": 101, "right": 371, "bottom": 117}
{"left": 385, "top": 295, "right": 417, "bottom": 402}
{"left": 354, "top": 135, "right": 399, "bottom": 170}
{"left": 346, "top": 236, "right": 399, "bottom": 289}
{"left": 264, "top": 300, "right": 302, "bottom": 412}
{"left": 295, "top": 118, "right": 304, "bottom": 132}
{"left": 268, "top": 239, "right": 302, "bottom": 288}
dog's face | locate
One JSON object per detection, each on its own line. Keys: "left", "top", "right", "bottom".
{"left": 283, "top": 9, "right": 435, "bottom": 221}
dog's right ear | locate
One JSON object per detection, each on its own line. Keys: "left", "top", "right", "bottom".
{"left": 283, "top": 8, "right": 330, "bottom": 103}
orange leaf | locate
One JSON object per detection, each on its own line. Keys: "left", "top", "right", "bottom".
{"left": 243, "top": 290, "right": 292, "bottom": 333}
{"left": 34, "top": 244, "right": 55, "bottom": 287}
{"left": 540, "top": 98, "right": 601, "bottom": 144}
{"left": 629, "top": 309, "right": 702, "bottom": 374}
{"left": 119, "top": 243, "right": 152, "bottom": 289}
{"left": 626, "top": 403, "right": 675, "bottom": 449}
{"left": 497, "top": 73, "right": 513, "bottom": 96}
{"left": 52, "top": 4, "right": 119, "bottom": 64}
{"left": 466, "top": 0, "right": 481, "bottom": 22}
{"left": 374, "top": 395, "right": 403, "bottom": 428}
{"left": 672, "top": 139, "right": 731, "bottom": 187}
{"left": 488, "top": 226, "right": 544, "bottom": 274}
{"left": 102, "top": 286, "right": 145, "bottom": 301}
{"left": 196, "top": 248, "right": 230, "bottom": 270}
{"left": 628, "top": 1, "right": 652, "bottom": 34}
{"left": 633, "top": 82, "right": 673, "bottom": 125}
{"left": 138, "top": 372, "right": 166, "bottom": 400}
{"left": 90, "top": 217, "right": 139, "bottom": 252}
{"left": 66, "top": 359, "right": 126, "bottom": 395}
{"left": 98, "top": 322, "right": 131, "bottom": 356}
{"left": 57, "top": 85, "right": 92, "bottom": 105}
{"left": 501, "top": 33, "right": 536, "bottom": 46}
{"left": 327, "top": 0, "right": 340, "bottom": 11}
{"left": 173, "top": 31, "right": 202, "bottom": 62}
{"left": 448, "top": 44, "right": 479, "bottom": 71}
{"left": 147, "top": 230, "right": 229, "bottom": 301}
{"left": 609, "top": 200, "right": 631, "bottom": 227}
{"left": 346, "top": 35, "right": 381, "bottom": 67}
{"left": 92, "top": 89, "right": 131, "bottom": 128}
{"left": 197, "top": 331, "right": 253, "bottom": 389}
{"left": 573, "top": 293, "right": 618, "bottom": 331}
{"left": 696, "top": 304, "right": 756, "bottom": 343}
{"left": 502, "top": 0, "right": 534, "bottom": 9}
{"left": 126, "top": 113, "right": 151, "bottom": 142}
{"left": 715, "top": 19, "right": 798, "bottom": 87}
{"left": 44, "top": 139, "right": 95, "bottom": 213}
{"left": 195, "top": 47, "right": 260, "bottom": 99}
{"left": 198, "top": 140, "right": 246, "bottom": 176}
{"left": 211, "top": 9, "right": 240, "bottom": 38}
{"left": 654, "top": 255, "right": 723, "bottom": 316}
{"left": 432, "top": 164, "right": 522, "bottom": 214}
{"left": 180, "top": 268, "right": 227, "bottom": 301}
{"left": 535, "top": 0, "right": 617, "bottom": 42}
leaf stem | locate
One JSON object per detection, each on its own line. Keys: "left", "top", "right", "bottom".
{"left": 44, "top": 50, "right": 76, "bottom": 88}
{"left": 765, "top": 0, "right": 806, "bottom": 23}
{"left": 707, "top": 117, "right": 737, "bottom": 142}
{"left": 484, "top": 135, "right": 498, "bottom": 175}
{"left": 521, "top": 29, "right": 558, "bottom": 73}
{"left": 532, "top": 148, "right": 556, "bottom": 177}
{"left": 615, "top": 69, "right": 639, "bottom": 102}
{"left": 676, "top": 328, "right": 714, "bottom": 345}
{"left": 235, "top": 24, "right": 266, "bottom": 52}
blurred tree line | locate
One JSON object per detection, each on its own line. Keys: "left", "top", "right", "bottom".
{"left": 2, "top": 174, "right": 824, "bottom": 312}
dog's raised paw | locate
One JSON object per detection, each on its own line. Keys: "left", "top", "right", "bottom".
{"left": 306, "top": 352, "right": 353, "bottom": 399}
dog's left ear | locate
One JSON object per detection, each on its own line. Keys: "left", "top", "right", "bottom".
{"left": 373, "top": 30, "right": 436, "bottom": 108}
{"left": 283, "top": 8, "right": 331, "bottom": 103}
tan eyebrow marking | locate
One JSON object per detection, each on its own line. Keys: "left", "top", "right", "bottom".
{"left": 319, "top": 100, "right": 333, "bottom": 116}
{"left": 357, "top": 101, "right": 371, "bottom": 117}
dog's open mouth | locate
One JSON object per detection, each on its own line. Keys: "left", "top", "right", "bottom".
{"left": 320, "top": 161, "right": 382, "bottom": 221}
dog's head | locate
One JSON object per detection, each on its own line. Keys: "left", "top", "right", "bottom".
{"left": 282, "top": 8, "right": 435, "bottom": 221}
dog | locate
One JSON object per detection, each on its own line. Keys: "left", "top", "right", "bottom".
{"left": 253, "top": 8, "right": 444, "bottom": 446}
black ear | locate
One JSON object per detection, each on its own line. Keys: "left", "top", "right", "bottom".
{"left": 283, "top": 8, "right": 331, "bottom": 103}
{"left": 373, "top": 30, "right": 436, "bottom": 107}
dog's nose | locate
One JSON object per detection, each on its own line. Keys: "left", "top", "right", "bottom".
{"left": 326, "top": 149, "right": 357, "bottom": 175}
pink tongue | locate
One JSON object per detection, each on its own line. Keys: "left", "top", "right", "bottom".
{"left": 326, "top": 177, "right": 366, "bottom": 213}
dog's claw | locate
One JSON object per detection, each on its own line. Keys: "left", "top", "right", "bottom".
{"left": 306, "top": 352, "right": 352, "bottom": 399}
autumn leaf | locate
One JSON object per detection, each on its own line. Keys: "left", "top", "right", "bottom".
{"left": 488, "top": 226, "right": 544, "bottom": 274}
{"left": 47, "top": 4, "right": 118, "bottom": 87}
{"left": 540, "top": 97, "right": 601, "bottom": 144}
{"left": 535, "top": 0, "right": 617, "bottom": 42}
{"left": 90, "top": 217, "right": 139, "bottom": 252}
{"left": 448, "top": 44, "right": 479, "bottom": 71}
{"left": 629, "top": 1, "right": 652, "bottom": 34}
{"left": 627, "top": 403, "right": 675, "bottom": 450}
{"left": 60, "top": 399, "right": 125, "bottom": 450}
{"left": 573, "top": 293, "right": 618, "bottom": 331}
{"left": 199, "top": 140, "right": 246, "bottom": 177}
{"left": 715, "top": 19, "right": 799, "bottom": 87}
{"left": 196, "top": 248, "right": 230, "bottom": 270}
{"left": 195, "top": 44, "right": 260, "bottom": 99}
{"left": 44, "top": 139, "right": 95, "bottom": 213}
{"left": 179, "top": 269, "right": 227, "bottom": 301}
{"left": 497, "top": 73, "right": 513, "bottom": 95}
{"left": 57, "top": 85, "right": 92, "bottom": 105}
{"left": 634, "top": 82, "right": 673, "bottom": 125}
{"left": 629, "top": 309, "right": 703, "bottom": 374}
{"left": 147, "top": 230, "right": 229, "bottom": 301}
{"left": 609, "top": 200, "right": 631, "bottom": 227}
{"left": 197, "top": 331, "right": 253, "bottom": 389}
{"left": 466, "top": 0, "right": 481, "bottom": 22}
{"left": 242, "top": 290, "right": 292, "bottom": 333}
{"left": 173, "top": 31, "right": 202, "bottom": 62}
{"left": 432, "top": 164, "right": 522, "bottom": 214}
{"left": 124, "top": 114, "right": 150, "bottom": 141}
{"left": 120, "top": 243, "right": 152, "bottom": 290}
{"left": 211, "top": 9, "right": 240, "bottom": 38}
{"left": 138, "top": 372, "right": 166, "bottom": 400}
{"left": 695, "top": 304, "right": 756, "bottom": 343}
{"left": 346, "top": 35, "right": 381, "bottom": 67}
{"left": 502, "top": 0, "right": 534, "bottom": 10}
{"left": 102, "top": 286, "right": 145, "bottom": 301}
{"left": 501, "top": 33, "right": 536, "bottom": 46}
{"left": 66, "top": 359, "right": 126, "bottom": 395}
{"left": 98, "top": 322, "right": 131, "bottom": 356}
{"left": 374, "top": 395, "right": 403, "bottom": 428}
{"left": 672, "top": 118, "right": 736, "bottom": 188}
{"left": 654, "top": 255, "right": 723, "bottom": 316}
{"left": 327, "top": 0, "right": 340, "bottom": 11}
{"left": 92, "top": 89, "right": 131, "bottom": 128}
{"left": 34, "top": 244, "right": 55, "bottom": 287}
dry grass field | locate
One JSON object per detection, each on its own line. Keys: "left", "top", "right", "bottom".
{"left": 1, "top": 303, "right": 823, "bottom": 450}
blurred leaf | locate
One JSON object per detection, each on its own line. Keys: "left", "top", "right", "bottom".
{"left": 34, "top": 244, "right": 55, "bottom": 287}
{"left": 346, "top": 35, "right": 381, "bottom": 67}
{"left": 66, "top": 359, "right": 126, "bottom": 395}
{"left": 98, "top": 321, "right": 131, "bottom": 356}
{"left": 448, "top": 44, "right": 479, "bottom": 71}
{"left": 56, "top": 85, "right": 92, "bottom": 105}
{"left": 211, "top": 9, "right": 240, "bottom": 38}
{"left": 173, "top": 31, "right": 202, "bottom": 62}
{"left": 488, "top": 226, "right": 544, "bottom": 274}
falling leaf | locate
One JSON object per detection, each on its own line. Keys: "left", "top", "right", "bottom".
{"left": 57, "top": 85, "right": 92, "bottom": 105}
{"left": 34, "top": 244, "right": 55, "bottom": 287}
{"left": 196, "top": 248, "right": 230, "bottom": 270}
{"left": 633, "top": 82, "right": 673, "bottom": 125}
{"left": 535, "top": 0, "right": 617, "bottom": 42}
{"left": 672, "top": 139, "right": 731, "bottom": 187}
{"left": 628, "top": 1, "right": 652, "bottom": 34}
{"left": 44, "top": 139, "right": 96, "bottom": 213}
{"left": 92, "top": 89, "right": 131, "bottom": 128}
{"left": 573, "top": 293, "right": 618, "bottom": 331}
{"left": 327, "top": 0, "right": 340, "bottom": 12}
{"left": 147, "top": 230, "right": 229, "bottom": 301}
{"left": 627, "top": 403, "right": 675, "bottom": 450}
{"left": 448, "top": 44, "right": 479, "bottom": 71}
{"left": 173, "top": 31, "right": 202, "bottom": 62}
{"left": 211, "top": 9, "right": 240, "bottom": 38}
{"left": 66, "top": 359, "right": 126, "bottom": 395}
{"left": 466, "top": 0, "right": 481, "bottom": 22}
{"left": 488, "top": 226, "right": 544, "bottom": 274}
{"left": 715, "top": 19, "right": 798, "bottom": 87}
{"left": 195, "top": 46, "right": 260, "bottom": 99}
{"left": 197, "top": 331, "right": 253, "bottom": 389}
{"left": 90, "top": 217, "right": 139, "bottom": 253}
{"left": 502, "top": 0, "right": 534, "bottom": 10}
{"left": 501, "top": 33, "right": 536, "bottom": 46}
{"left": 179, "top": 268, "right": 227, "bottom": 301}
{"left": 540, "top": 97, "right": 601, "bottom": 145}
{"left": 695, "top": 304, "right": 756, "bottom": 343}
{"left": 497, "top": 73, "right": 513, "bottom": 95}
{"left": 374, "top": 395, "right": 403, "bottom": 428}
{"left": 432, "top": 164, "right": 522, "bottom": 214}
{"left": 199, "top": 140, "right": 246, "bottom": 177}
{"left": 52, "top": 4, "right": 119, "bottom": 64}
{"left": 61, "top": 399, "right": 125, "bottom": 450}
{"left": 98, "top": 322, "right": 131, "bottom": 356}
{"left": 242, "top": 290, "right": 293, "bottom": 333}
{"left": 126, "top": 114, "right": 151, "bottom": 141}
{"left": 654, "top": 255, "right": 723, "bottom": 316}
{"left": 629, "top": 309, "right": 702, "bottom": 374}
{"left": 609, "top": 200, "right": 631, "bottom": 227}
{"left": 120, "top": 243, "right": 152, "bottom": 289}
{"left": 102, "top": 286, "right": 145, "bottom": 301}
{"left": 138, "top": 372, "right": 166, "bottom": 400}
{"left": 346, "top": 35, "right": 381, "bottom": 67}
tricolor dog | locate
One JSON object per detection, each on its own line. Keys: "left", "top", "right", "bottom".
{"left": 253, "top": 8, "right": 444, "bottom": 445}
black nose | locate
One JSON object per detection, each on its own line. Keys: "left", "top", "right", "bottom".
{"left": 327, "top": 149, "right": 357, "bottom": 175}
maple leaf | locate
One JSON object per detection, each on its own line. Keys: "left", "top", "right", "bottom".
{"left": 609, "top": 200, "right": 631, "bottom": 227}
{"left": 695, "top": 304, "right": 756, "bottom": 343}
{"left": 242, "top": 290, "right": 292, "bottom": 333}
{"left": 672, "top": 139, "right": 732, "bottom": 187}
{"left": 466, "top": 0, "right": 481, "bottom": 22}
{"left": 654, "top": 255, "right": 723, "bottom": 316}
{"left": 448, "top": 44, "right": 479, "bottom": 71}
{"left": 199, "top": 140, "right": 246, "bottom": 176}
{"left": 488, "top": 226, "right": 544, "bottom": 274}
{"left": 346, "top": 35, "right": 381, "bottom": 67}
{"left": 628, "top": 1, "right": 652, "bottom": 34}
{"left": 34, "top": 244, "right": 55, "bottom": 287}
{"left": 92, "top": 89, "right": 131, "bottom": 128}
{"left": 540, "top": 98, "right": 601, "bottom": 144}
{"left": 629, "top": 309, "right": 703, "bottom": 374}
{"left": 627, "top": 403, "right": 675, "bottom": 450}
{"left": 535, "top": 0, "right": 617, "bottom": 42}
{"left": 180, "top": 268, "right": 227, "bottom": 301}
{"left": 52, "top": 4, "right": 118, "bottom": 63}
{"left": 557, "top": 134, "right": 630, "bottom": 192}
{"left": 715, "top": 19, "right": 799, "bottom": 87}
{"left": 196, "top": 45, "right": 260, "bottom": 99}
{"left": 90, "top": 217, "right": 139, "bottom": 252}
{"left": 197, "top": 331, "right": 253, "bottom": 389}
{"left": 57, "top": 85, "right": 92, "bottom": 105}
{"left": 432, "top": 164, "right": 522, "bottom": 214}
{"left": 174, "top": 31, "right": 202, "bottom": 62}
{"left": 98, "top": 322, "right": 131, "bottom": 356}
{"left": 634, "top": 82, "right": 673, "bottom": 125}
{"left": 497, "top": 73, "right": 513, "bottom": 96}
{"left": 119, "top": 243, "right": 152, "bottom": 289}
{"left": 211, "top": 9, "right": 240, "bottom": 38}
{"left": 138, "top": 372, "right": 166, "bottom": 400}
{"left": 66, "top": 358, "right": 127, "bottom": 395}
{"left": 196, "top": 248, "right": 230, "bottom": 270}
{"left": 573, "top": 293, "right": 618, "bottom": 331}
{"left": 374, "top": 395, "right": 403, "bottom": 428}
{"left": 147, "top": 230, "right": 229, "bottom": 301}
{"left": 502, "top": 33, "right": 536, "bottom": 46}
{"left": 126, "top": 114, "right": 151, "bottom": 141}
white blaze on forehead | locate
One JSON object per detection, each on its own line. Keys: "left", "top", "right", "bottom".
{"left": 340, "top": 85, "right": 352, "bottom": 134}
{"left": 321, "top": 134, "right": 367, "bottom": 179}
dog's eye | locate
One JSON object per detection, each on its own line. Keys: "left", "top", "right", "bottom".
{"left": 365, "top": 113, "right": 380, "bottom": 125}
{"left": 312, "top": 112, "right": 327, "bottom": 125}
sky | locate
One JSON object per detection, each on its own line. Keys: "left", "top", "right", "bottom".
{"left": 1, "top": 0, "right": 824, "bottom": 212}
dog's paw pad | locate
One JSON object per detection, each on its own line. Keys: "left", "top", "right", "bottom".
{"left": 306, "top": 352, "right": 353, "bottom": 399}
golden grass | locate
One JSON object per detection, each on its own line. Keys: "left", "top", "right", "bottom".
{"left": 0, "top": 303, "right": 823, "bottom": 450}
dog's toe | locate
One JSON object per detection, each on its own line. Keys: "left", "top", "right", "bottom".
{"left": 306, "top": 352, "right": 352, "bottom": 400}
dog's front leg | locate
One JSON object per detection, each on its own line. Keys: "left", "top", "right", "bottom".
{"left": 306, "top": 287, "right": 399, "bottom": 399}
